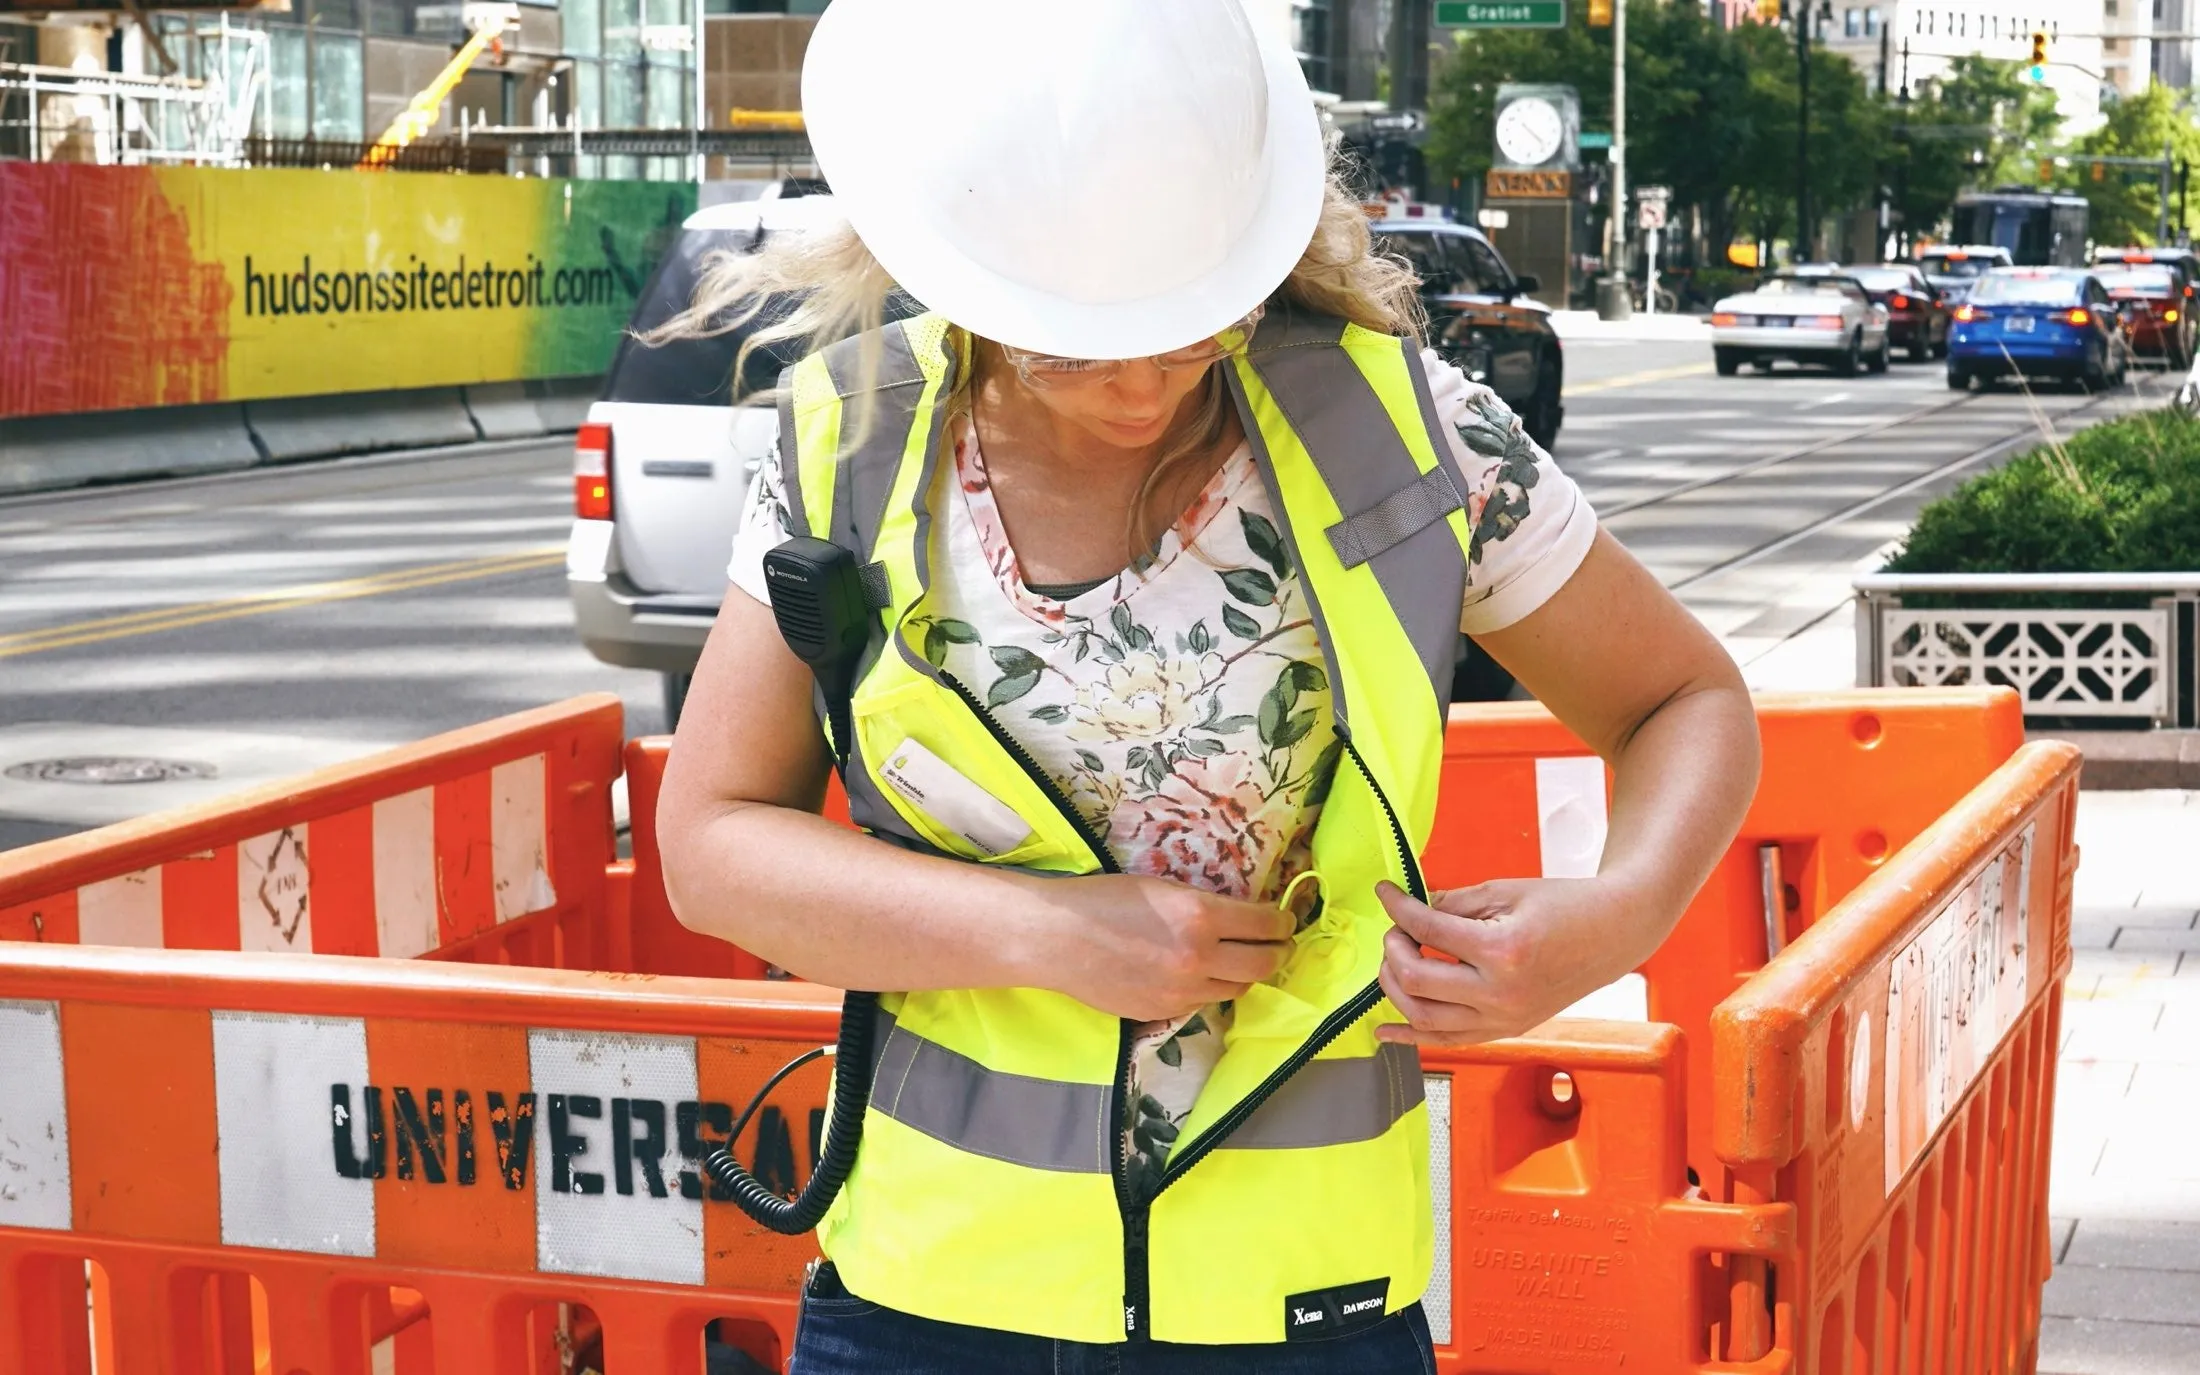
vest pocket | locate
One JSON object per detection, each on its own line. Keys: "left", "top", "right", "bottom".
{"left": 851, "top": 680, "right": 1080, "bottom": 871}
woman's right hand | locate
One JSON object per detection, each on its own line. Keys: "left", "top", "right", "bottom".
{"left": 1027, "top": 874, "right": 1295, "bottom": 1022}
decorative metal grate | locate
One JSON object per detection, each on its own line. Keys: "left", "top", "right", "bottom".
{"left": 1883, "top": 609, "right": 2170, "bottom": 719}
{"left": 1854, "top": 573, "right": 2200, "bottom": 728}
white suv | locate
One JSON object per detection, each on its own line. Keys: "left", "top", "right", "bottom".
{"left": 566, "top": 195, "right": 846, "bottom": 725}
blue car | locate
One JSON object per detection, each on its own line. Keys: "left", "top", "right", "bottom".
{"left": 1947, "top": 269, "right": 2129, "bottom": 391}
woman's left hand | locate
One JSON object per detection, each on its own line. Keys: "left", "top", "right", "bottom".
{"left": 1372, "top": 878, "right": 1663, "bottom": 1047}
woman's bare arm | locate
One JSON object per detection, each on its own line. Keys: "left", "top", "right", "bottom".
{"left": 655, "top": 586, "right": 1289, "bottom": 1018}
{"left": 1375, "top": 530, "right": 1762, "bottom": 1043}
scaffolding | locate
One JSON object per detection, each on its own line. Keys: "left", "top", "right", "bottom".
{"left": 0, "top": 16, "right": 267, "bottom": 166}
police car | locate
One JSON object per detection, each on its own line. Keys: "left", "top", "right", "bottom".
{"left": 1368, "top": 208, "right": 1563, "bottom": 452}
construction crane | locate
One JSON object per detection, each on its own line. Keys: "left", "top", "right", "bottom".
{"left": 359, "top": 2, "right": 519, "bottom": 168}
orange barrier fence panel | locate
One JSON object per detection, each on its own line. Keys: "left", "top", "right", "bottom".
{"left": 1415, "top": 736, "right": 2075, "bottom": 1373}
{"left": 1709, "top": 740, "right": 2081, "bottom": 1375}
{"left": 0, "top": 942, "right": 844, "bottom": 1375}
{"left": 1425, "top": 688, "right": 2027, "bottom": 1189}
{"left": 0, "top": 695, "right": 624, "bottom": 973}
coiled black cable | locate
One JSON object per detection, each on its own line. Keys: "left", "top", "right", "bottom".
{"left": 702, "top": 989, "right": 879, "bottom": 1234}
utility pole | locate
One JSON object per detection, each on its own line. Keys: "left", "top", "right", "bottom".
{"left": 2162, "top": 139, "right": 2174, "bottom": 244}
{"left": 1597, "top": 0, "right": 1631, "bottom": 318}
{"left": 1876, "top": 21, "right": 1891, "bottom": 257}
{"left": 1795, "top": 0, "right": 1812, "bottom": 263}
{"left": 1895, "top": 39, "right": 1911, "bottom": 258}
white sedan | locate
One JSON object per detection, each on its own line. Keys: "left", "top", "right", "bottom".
{"left": 1711, "top": 274, "right": 1892, "bottom": 376}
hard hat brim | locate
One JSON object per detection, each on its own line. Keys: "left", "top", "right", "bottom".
{"left": 802, "top": 2, "right": 1327, "bottom": 361}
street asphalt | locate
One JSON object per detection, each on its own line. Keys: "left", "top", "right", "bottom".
{"left": 0, "top": 338, "right": 2172, "bottom": 850}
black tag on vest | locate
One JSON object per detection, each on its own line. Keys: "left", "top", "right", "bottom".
{"left": 1282, "top": 1277, "right": 1390, "bottom": 1342}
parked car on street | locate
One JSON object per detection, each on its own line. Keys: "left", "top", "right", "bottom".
{"left": 1836, "top": 264, "right": 1949, "bottom": 361}
{"left": 1916, "top": 245, "right": 2015, "bottom": 303}
{"left": 1710, "top": 273, "right": 1891, "bottom": 375}
{"left": 566, "top": 194, "right": 878, "bottom": 727}
{"left": 1946, "top": 267, "right": 2129, "bottom": 391}
{"left": 2093, "top": 261, "right": 2194, "bottom": 368}
{"left": 1370, "top": 213, "right": 1564, "bottom": 451}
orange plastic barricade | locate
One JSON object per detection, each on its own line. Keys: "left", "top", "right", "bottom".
{"left": 0, "top": 695, "right": 624, "bottom": 973}
{"left": 0, "top": 688, "right": 2074, "bottom": 1374}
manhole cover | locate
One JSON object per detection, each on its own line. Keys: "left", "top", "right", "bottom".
{"left": 3, "top": 756, "right": 219, "bottom": 785}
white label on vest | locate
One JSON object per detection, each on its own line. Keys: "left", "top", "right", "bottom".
{"left": 879, "top": 738, "right": 1035, "bottom": 858}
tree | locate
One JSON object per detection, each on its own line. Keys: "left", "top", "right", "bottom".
{"left": 2068, "top": 84, "right": 2200, "bottom": 245}
{"left": 1885, "top": 58, "right": 2060, "bottom": 246}
{"left": 1426, "top": 4, "right": 1884, "bottom": 265}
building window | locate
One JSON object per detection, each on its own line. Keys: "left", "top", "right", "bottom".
{"left": 266, "top": 24, "right": 310, "bottom": 138}
{"left": 1866, "top": 7, "right": 1882, "bottom": 34}
{"left": 1845, "top": 7, "right": 1859, "bottom": 34}
{"left": 310, "top": 29, "right": 364, "bottom": 140}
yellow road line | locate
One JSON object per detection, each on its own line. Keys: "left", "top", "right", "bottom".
{"left": 1565, "top": 361, "right": 1713, "bottom": 395}
{"left": 0, "top": 546, "right": 566, "bottom": 659}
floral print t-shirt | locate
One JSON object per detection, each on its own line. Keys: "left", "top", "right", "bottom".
{"left": 728, "top": 351, "right": 1596, "bottom": 1194}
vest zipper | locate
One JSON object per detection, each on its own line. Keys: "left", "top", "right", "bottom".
{"left": 1123, "top": 726, "right": 1427, "bottom": 1332}
{"left": 934, "top": 669, "right": 1151, "bottom": 1338}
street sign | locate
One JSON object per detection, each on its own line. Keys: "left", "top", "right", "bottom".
{"left": 1437, "top": 0, "right": 1568, "bottom": 28}
{"left": 1579, "top": 131, "right": 1613, "bottom": 149}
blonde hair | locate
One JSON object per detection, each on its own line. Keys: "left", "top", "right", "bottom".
{"left": 654, "top": 146, "right": 1424, "bottom": 556}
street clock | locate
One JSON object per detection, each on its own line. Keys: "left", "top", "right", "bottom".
{"left": 1496, "top": 96, "right": 1565, "bottom": 167}
{"left": 1492, "top": 84, "right": 1580, "bottom": 172}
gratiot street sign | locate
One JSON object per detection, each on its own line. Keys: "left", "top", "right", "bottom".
{"left": 1437, "top": 0, "right": 1568, "bottom": 27}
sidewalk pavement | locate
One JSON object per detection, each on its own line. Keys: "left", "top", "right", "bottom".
{"left": 2036, "top": 788, "right": 2200, "bottom": 1374}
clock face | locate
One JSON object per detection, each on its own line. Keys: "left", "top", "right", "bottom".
{"left": 1496, "top": 97, "right": 1565, "bottom": 167}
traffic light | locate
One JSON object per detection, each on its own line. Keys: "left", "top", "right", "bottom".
{"left": 1589, "top": 0, "right": 1612, "bottom": 25}
{"left": 2039, "top": 158, "right": 2054, "bottom": 183}
{"left": 2029, "top": 31, "right": 2048, "bottom": 80}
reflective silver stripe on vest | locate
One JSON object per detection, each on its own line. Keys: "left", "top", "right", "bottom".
{"left": 868, "top": 1010, "right": 1111, "bottom": 1174}
{"left": 1223, "top": 1042, "right": 1425, "bottom": 1150}
{"left": 1234, "top": 312, "right": 1470, "bottom": 713}
{"left": 865, "top": 1010, "right": 1423, "bottom": 1167}
{"left": 821, "top": 324, "right": 932, "bottom": 559}
{"left": 1326, "top": 465, "right": 1466, "bottom": 570}
{"left": 774, "top": 367, "right": 807, "bottom": 538}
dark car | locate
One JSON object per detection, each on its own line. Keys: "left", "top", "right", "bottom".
{"left": 1947, "top": 268, "right": 2129, "bottom": 392}
{"left": 1916, "top": 245, "right": 2014, "bottom": 304}
{"left": 1371, "top": 216, "right": 1563, "bottom": 452}
{"left": 2094, "top": 262, "right": 2195, "bottom": 368}
{"left": 1839, "top": 264, "right": 1949, "bottom": 361}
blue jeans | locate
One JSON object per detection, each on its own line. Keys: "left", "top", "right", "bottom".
{"left": 788, "top": 1264, "right": 1439, "bottom": 1375}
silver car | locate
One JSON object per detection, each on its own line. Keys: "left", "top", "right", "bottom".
{"left": 1711, "top": 273, "right": 1892, "bottom": 376}
{"left": 566, "top": 194, "right": 853, "bottom": 726}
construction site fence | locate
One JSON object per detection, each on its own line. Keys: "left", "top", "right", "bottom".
{"left": 0, "top": 688, "right": 2075, "bottom": 1374}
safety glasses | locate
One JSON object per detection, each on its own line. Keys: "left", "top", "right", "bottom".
{"left": 1002, "top": 306, "right": 1266, "bottom": 390}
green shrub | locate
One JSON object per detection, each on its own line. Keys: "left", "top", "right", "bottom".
{"left": 1886, "top": 408, "right": 2200, "bottom": 575}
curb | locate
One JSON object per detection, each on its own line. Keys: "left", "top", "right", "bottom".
{"left": 0, "top": 378, "right": 601, "bottom": 498}
{"left": 2030, "top": 730, "right": 2200, "bottom": 791}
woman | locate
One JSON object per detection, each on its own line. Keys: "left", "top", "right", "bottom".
{"left": 657, "top": 3, "right": 1759, "bottom": 1371}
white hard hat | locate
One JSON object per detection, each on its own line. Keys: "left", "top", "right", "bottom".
{"left": 801, "top": 0, "right": 1326, "bottom": 360}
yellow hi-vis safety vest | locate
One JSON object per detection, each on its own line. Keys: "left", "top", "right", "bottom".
{"left": 773, "top": 308, "right": 1478, "bottom": 1346}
